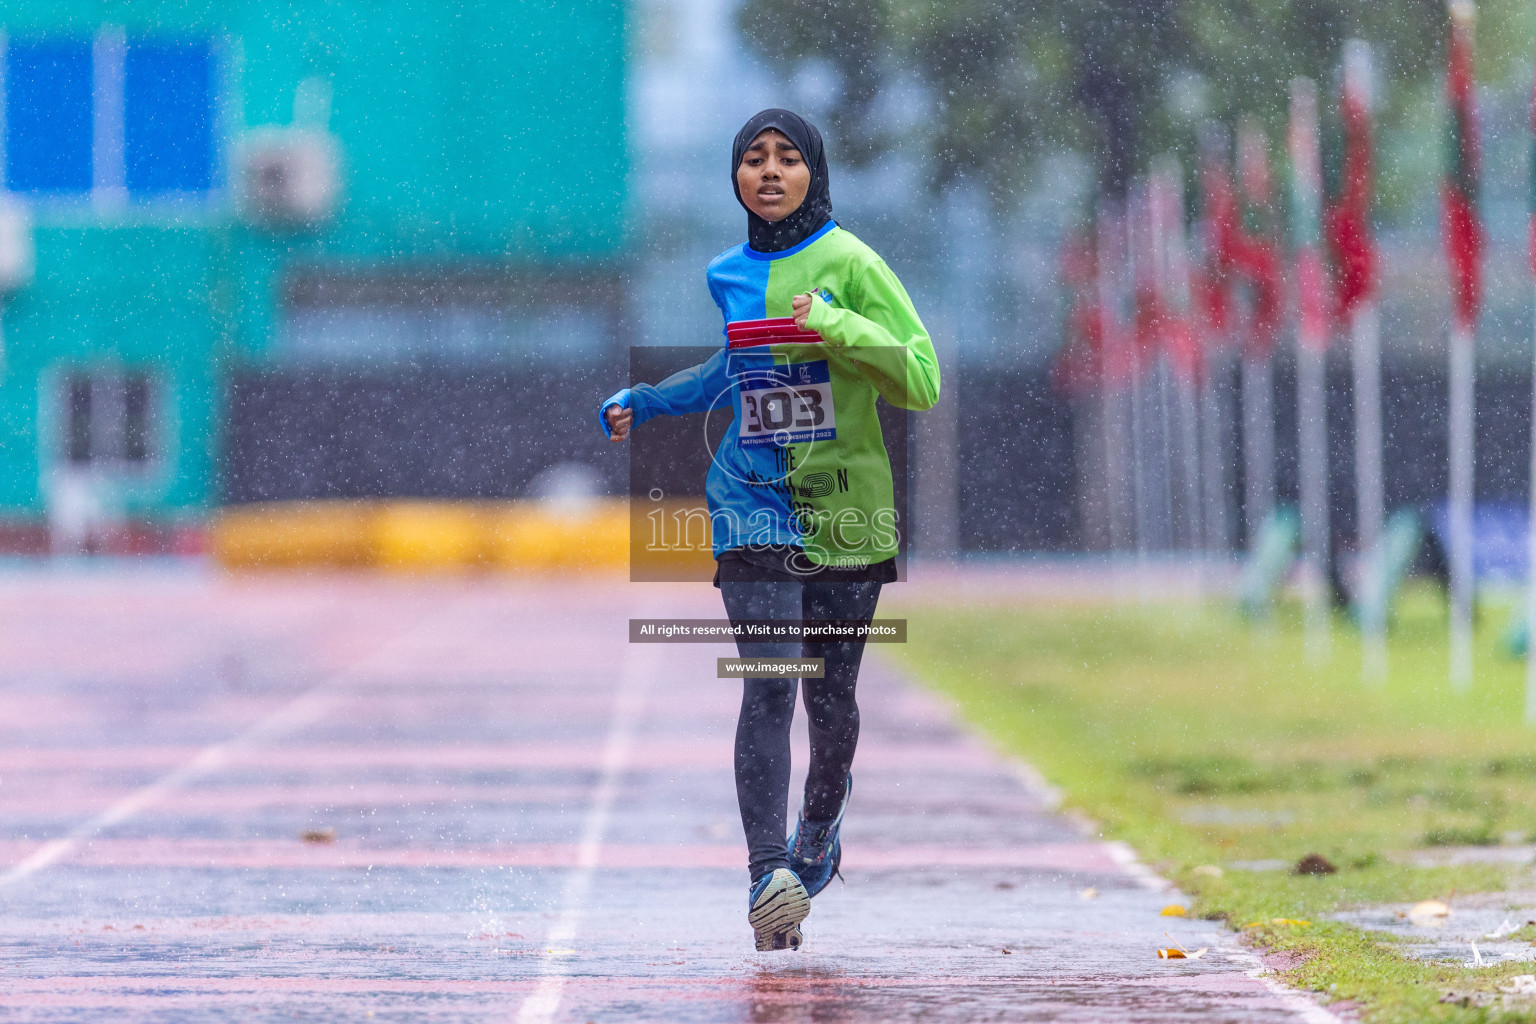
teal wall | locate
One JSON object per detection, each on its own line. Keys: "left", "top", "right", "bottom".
{"left": 0, "top": 228, "right": 219, "bottom": 513}
{"left": 0, "top": 0, "right": 628, "bottom": 518}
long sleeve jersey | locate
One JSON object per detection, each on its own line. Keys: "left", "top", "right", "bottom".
{"left": 600, "top": 221, "right": 940, "bottom": 567}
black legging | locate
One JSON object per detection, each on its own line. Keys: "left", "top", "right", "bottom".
{"left": 719, "top": 579, "right": 882, "bottom": 882}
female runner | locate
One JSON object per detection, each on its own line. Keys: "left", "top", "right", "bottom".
{"left": 599, "top": 108, "right": 939, "bottom": 951}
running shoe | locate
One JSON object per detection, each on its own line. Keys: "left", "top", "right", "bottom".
{"left": 747, "top": 868, "right": 810, "bottom": 951}
{"left": 788, "top": 775, "right": 850, "bottom": 898}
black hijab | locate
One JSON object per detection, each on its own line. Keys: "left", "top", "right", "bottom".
{"left": 731, "top": 109, "right": 833, "bottom": 253}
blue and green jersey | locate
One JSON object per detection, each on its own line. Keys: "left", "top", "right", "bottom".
{"left": 600, "top": 222, "right": 940, "bottom": 567}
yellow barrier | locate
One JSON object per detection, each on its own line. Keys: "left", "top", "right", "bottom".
{"left": 488, "top": 503, "right": 629, "bottom": 572}
{"left": 211, "top": 501, "right": 375, "bottom": 568}
{"left": 374, "top": 502, "right": 490, "bottom": 571}
{"left": 627, "top": 499, "right": 718, "bottom": 582}
{"left": 211, "top": 499, "right": 665, "bottom": 574}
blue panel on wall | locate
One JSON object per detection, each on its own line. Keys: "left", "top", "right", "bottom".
{"left": 124, "top": 40, "right": 213, "bottom": 194}
{"left": 6, "top": 39, "right": 94, "bottom": 193}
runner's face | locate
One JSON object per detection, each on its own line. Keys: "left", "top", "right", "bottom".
{"left": 736, "top": 129, "right": 811, "bottom": 223}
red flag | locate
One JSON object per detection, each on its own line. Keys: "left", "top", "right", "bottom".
{"left": 1096, "top": 206, "right": 1135, "bottom": 391}
{"left": 1295, "top": 248, "right": 1330, "bottom": 347}
{"left": 1053, "top": 230, "right": 1104, "bottom": 396}
{"left": 1162, "top": 315, "right": 1202, "bottom": 384}
{"left": 1127, "top": 173, "right": 1201, "bottom": 384}
{"left": 1151, "top": 165, "right": 1202, "bottom": 384}
{"left": 1443, "top": 0, "right": 1483, "bottom": 331}
{"left": 1129, "top": 181, "right": 1162, "bottom": 379}
{"left": 1290, "top": 77, "right": 1330, "bottom": 350}
{"left": 1327, "top": 41, "right": 1378, "bottom": 320}
{"left": 1234, "top": 120, "right": 1285, "bottom": 355}
{"left": 1195, "top": 130, "right": 1238, "bottom": 338}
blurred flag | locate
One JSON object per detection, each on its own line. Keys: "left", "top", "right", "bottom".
{"left": 1327, "top": 41, "right": 1378, "bottom": 322}
{"left": 1235, "top": 118, "right": 1282, "bottom": 543}
{"left": 1195, "top": 129, "right": 1237, "bottom": 340}
{"left": 1096, "top": 205, "right": 1135, "bottom": 393}
{"left": 1130, "top": 180, "right": 1163, "bottom": 381}
{"left": 1053, "top": 229, "right": 1103, "bottom": 396}
{"left": 1150, "top": 157, "right": 1205, "bottom": 550}
{"left": 1151, "top": 163, "right": 1201, "bottom": 386}
{"left": 1444, "top": 0, "right": 1482, "bottom": 333}
{"left": 1235, "top": 121, "right": 1284, "bottom": 354}
{"left": 1332, "top": 40, "right": 1388, "bottom": 682}
{"left": 1194, "top": 129, "right": 1237, "bottom": 555}
{"left": 1289, "top": 80, "right": 1329, "bottom": 350}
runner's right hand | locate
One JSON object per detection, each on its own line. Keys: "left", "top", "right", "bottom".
{"left": 606, "top": 404, "right": 633, "bottom": 442}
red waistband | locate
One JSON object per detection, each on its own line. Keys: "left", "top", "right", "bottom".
{"left": 726, "top": 317, "right": 822, "bottom": 349}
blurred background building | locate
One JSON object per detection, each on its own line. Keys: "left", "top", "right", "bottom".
{"left": 0, "top": 1, "right": 626, "bottom": 554}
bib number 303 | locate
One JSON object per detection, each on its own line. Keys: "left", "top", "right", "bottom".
{"left": 737, "top": 360, "right": 837, "bottom": 447}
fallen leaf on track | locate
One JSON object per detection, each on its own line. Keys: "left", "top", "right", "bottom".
{"left": 1161, "top": 905, "right": 1187, "bottom": 917}
{"left": 1157, "top": 946, "right": 1208, "bottom": 959}
{"left": 1158, "top": 932, "right": 1207, "bottom": 960}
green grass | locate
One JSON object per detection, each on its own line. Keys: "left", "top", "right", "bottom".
{"left": 887, "top": 582, "right": 1536, "bottom": 1023}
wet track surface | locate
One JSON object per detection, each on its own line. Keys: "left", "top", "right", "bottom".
{"left": 0, "top": 570, "right": 1338, "bottom": 1022}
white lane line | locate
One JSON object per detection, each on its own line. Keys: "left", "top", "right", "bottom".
{"left": 872, "top": 651, "right": 1345, "bottom": 1024}
{"left": 515, "top": 637, "right": 660, "bottom": 1024}
{"left": 0, "top": 604, "right": 461, "bottom": 891}
{"left": 1225, "top": 943, "right": 1348, "bottom": 1024}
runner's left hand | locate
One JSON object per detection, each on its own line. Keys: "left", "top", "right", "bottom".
{"left": 792, "top": 293, "right": 814, "bottom": 330}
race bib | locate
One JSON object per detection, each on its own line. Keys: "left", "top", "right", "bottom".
{"left": 737, "top": 360, "right": 837, "bottom": 447}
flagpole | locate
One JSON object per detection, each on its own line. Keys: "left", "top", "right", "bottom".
{"left": 1132, "top": 352, "right": 1151, "bottom": 558}
{"left": 1242, "top": 351, "right": 1276, "bottom": 541}
{"left": 1057, "top": 229, "right": 1111, "bottom": 550}
{"left": 1353, "top": 301, "right": 1387, "bottom": 677}
{"left": 1177, "top": 370, "right": 1202, "bottom": 551}
{"left": 1157, "top": 357, "right": 1178, "bottom": 551}
{"left": 1334, "top": 40, "right": 1388, "bottom": 681}
{"left": 1449, "top": 324, "right": 1475, "bottom": 690}
{"left": 1195, "top": 126, "right": 1233, "bottom": 567}
{"left": 1149, "top": 175, "right": 1179, "bottom": 555}
{"left": 1129, "top": 179, "right": 1172, "bottom": 565}
{"left": 1292, "top": 77, "right": 1332, "bottom": 657}
{"left": 1444, "top": 0, "right": 1482, "bottom": 691}
{"left": 1298, "top": 334, "right": 1332, "bottom": 657}
{"left": 1236, "top": 118, "right": 1280, "bottom": 553}
{"left": 1201, "top": 355, "right": 1230, "bottom": 559}
{"left": 1154, "top": 159, "right": 1204, "bottom": 557}
{"left": 1103, "top": 377, "right": 1132, "bottom": 551}
{"left": 1098, "top": 204, "right": 1134, "bottom": 554}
